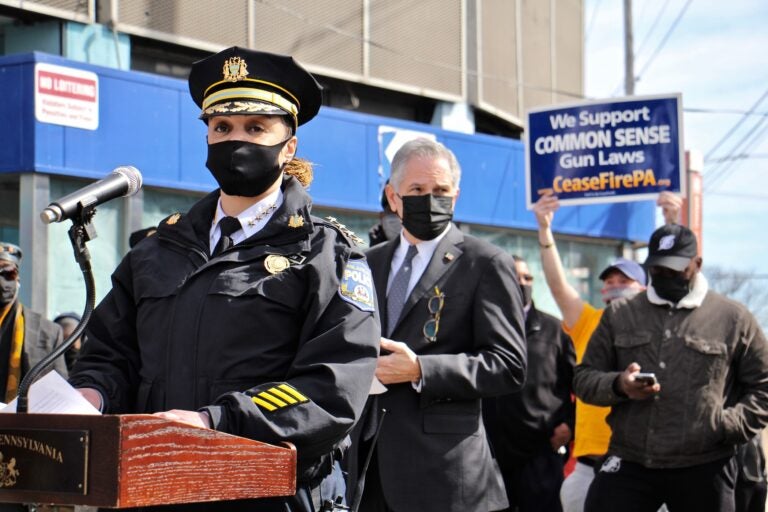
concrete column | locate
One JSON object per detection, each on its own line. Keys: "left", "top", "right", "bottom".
{"left": 19, "top": 173, "right": 51, "bottom": 316}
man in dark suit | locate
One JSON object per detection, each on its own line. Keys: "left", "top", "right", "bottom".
{"left": 357, "top": 138, "right": 527, "bottom": 512}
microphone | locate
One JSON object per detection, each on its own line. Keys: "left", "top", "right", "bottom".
{"left": 40, "top": 166, "right": 143, "bottom": 224}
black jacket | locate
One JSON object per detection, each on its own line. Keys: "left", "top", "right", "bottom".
{"left": 70, "top": 177, "right": 380, "bottom": 477}
{"left": 356, "top": 225, "right": 527, "bottom": 512}
{"left": 484, "top": 303, "right": 575, "bottom": 463}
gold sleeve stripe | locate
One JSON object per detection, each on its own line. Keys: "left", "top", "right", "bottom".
{"left": 278, "top": 384, "right": 309, "bottom": 402}
{"left": 258, "top": 391, "right": 288, "bottom": 407}
{"left": 269, "top": 387, "right": 299, "bottom": 404}
{"left": 252, "top": 396, "right": 278, "bottom": 411}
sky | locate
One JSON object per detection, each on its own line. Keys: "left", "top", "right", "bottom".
{"left": 584, "top": 0, "right": 768, "bottom": 278}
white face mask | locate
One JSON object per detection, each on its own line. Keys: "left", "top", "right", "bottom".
{"left": 601, "top": 286, "right": 641, "bottom": 304}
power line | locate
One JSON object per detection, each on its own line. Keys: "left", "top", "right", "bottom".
{"left": 584, "top": 0, "right": 604, "bottom": 43}
{"left": 706, "top": 153, "right": 768, "bottom": 163}
{"left": 705, "top": 119, "right": 768, "bottom": 191}
{"left": 633, "top": 0, "right": 671, "bottom": 59}
{"left": 685, "top": 107, "right": 768, "bottom": 116}
{"left": 634, "top": 0, "right": 693, "bottom": 82}
{"left": 703, "top": 88, "right": 768, "bottom": 160}
{"left": 707, "top": 191, "right": 768, "bottom": 201}
{"left": 609, "top": 0, "right": 692, "bottom": 97}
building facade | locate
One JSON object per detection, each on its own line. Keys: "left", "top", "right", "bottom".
{"left": 0, "top": 0, "right": 654, "bottom": 321}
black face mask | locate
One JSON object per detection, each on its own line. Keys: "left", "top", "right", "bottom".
{"left": 400, "top": 194, "right": 454, "bottom": 241}
{"left": 206, "top": 139, "right": 289, "bottom": 197}
{"left": 0, "top": 276, "right": 18, "bottom": 307}
{"left": 653, "top": 273, "right": 691, "bottom": 303}
{"left": 520, "top": 284, "right": 533, "bottom": 307}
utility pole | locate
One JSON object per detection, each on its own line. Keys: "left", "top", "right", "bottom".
{"left": 623, "top": 0, "right": 634, "bottom": 95}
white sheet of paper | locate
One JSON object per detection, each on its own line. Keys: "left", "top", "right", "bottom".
{"left": 0, "top": 370, "right": 100, "bottom": 415}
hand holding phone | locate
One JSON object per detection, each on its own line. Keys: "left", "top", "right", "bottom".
{"left": 634, "top": 372, "right": 657, "bottom": 386}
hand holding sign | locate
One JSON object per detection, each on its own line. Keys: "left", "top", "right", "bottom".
{"left": 658, "top": 191, "right": 683, "bottom": 225}
{"left": 532, "top": 193, "right": 560, "bottom": 230}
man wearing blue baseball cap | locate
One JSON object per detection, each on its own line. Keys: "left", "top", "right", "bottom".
{"left": 533, "top": 191, "right": 681, "bottom": 512}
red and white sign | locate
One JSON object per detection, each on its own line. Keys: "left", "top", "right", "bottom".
{"left": 35, "top": 63, "right": 99, "bottom": 130}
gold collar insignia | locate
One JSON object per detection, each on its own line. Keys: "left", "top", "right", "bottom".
{"left": 166, "top": 213, "right": 181, "bottom": 225}
{"left": 288, "top": 214, "right": 305, "bottom": 228}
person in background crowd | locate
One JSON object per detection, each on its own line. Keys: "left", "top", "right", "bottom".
{"left": 68, "top": 47, "right": 380, "bottom": 512}
{"left": 0, "top": 243, "right": 66, "bottom": 512}
{"left": 483, "top": 255, "right": 575, "bottom": 512}
{"left": 354, "top": 138, "right": 527, "bottom": 512}
{"left": 574, "top": 223, "right": 768, "bottom": 512}
{"left": 0, "top": 242, "right": 66, "bottom": 398}
{"left": 368, "top": 180, "right": 401, "bottom": 247}
{"left": 532, "top": 191, "right": 682, "bottom": 512}
{"left": 53, "top": 312, "right": 83, "bottom": 372}
{"left": 735, "top": 434, "right": 767, "bottom": 512}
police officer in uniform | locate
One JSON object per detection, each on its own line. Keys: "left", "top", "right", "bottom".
{"left": 69, "top": 47, "right": 380, "bottom": 512}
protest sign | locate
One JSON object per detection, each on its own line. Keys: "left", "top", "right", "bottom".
{"left": 525, "top": 94, "right": 683, "bottom": 207}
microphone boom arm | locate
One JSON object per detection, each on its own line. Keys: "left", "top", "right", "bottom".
{"left": 17, "top": 204, "right": 99, "bottom": 413}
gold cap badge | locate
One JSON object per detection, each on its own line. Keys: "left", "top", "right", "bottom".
{"left": 222, "top": 56, "right": 249, "bottom": 82}
{"left": 264, "top": 254, "right": 291, "bottom": 275}
{"left": 166, "top": 213, "right": 181, "bottom": 225}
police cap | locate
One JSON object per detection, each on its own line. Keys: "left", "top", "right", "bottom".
{"left": 188, "top": 46, "right": 322, "bottom": 128}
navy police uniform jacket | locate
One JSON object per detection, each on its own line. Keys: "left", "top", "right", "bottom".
{"left": 69, "top": 177, "right": 380, "bottom": 481}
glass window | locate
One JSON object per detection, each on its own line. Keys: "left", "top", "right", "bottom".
{"left": 47, "top": 177, "right": 124, "bottom": 319}
{"left": 142, "top": 188, "right": 203, "bottom": 228}
{"left": 465, "top": 225, "right": 621, "bottom": 318}
{"left": 0, "top": 175, "right": 20, "bottom": 244}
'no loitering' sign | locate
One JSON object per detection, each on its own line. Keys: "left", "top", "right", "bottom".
{"left": 525, "top": 94, "right": 684, "bottom": 207}
{"left": 35, "top": 63, "right": 99, "bottom": 130}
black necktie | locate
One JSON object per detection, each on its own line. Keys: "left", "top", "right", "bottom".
{"left": 212, "top": 216, "right": 242, "bottom": 256}
{"left": 386, "top": 245, "right": 418, "bottom": 336}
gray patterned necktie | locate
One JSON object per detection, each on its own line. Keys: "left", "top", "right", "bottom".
{"left": 386, "top": 244, "right": 418, "bottom": 336}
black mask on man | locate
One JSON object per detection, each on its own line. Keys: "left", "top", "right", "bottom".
{"left": 520, "top": 284, "right": 533, "bottom": 307}
{"left": 0, "top": 276, "right": 18, "bottom": 307}
{"left": 400, "top": 194, "right": 454, "bottom": 241}
{"left": 206, "top": 139, "right": 289, "bottom": 197}
{"left": 653, "top": 273, "right": 691, "bottom": 303}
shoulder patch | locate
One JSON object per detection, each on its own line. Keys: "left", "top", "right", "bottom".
{"left": 324, "top": 216, "right": 365, "bottom": 247}
{"left": 339, "top": 258, "right": 375, "bottom": 312}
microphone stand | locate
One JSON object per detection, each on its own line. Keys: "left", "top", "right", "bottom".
{"left": 16, "top": 203, "right": 99, "bottom": 413}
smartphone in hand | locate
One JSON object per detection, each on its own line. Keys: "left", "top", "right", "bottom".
{"left": 634, "top": 372, "right": 657, "bottom": 386}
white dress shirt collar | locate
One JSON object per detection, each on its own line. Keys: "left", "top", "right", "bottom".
{"left": 209, "top": 187, "right": 283, "bottom": 253}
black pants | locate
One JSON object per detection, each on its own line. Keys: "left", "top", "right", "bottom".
{"left": 497, "top": 448, "right": 564, "bottom": 512}
{"left": 735, "top": 479, "right": 767, "bottom": 512}
{"left": 585, "top": 456, "right": 738, "bottom": 512}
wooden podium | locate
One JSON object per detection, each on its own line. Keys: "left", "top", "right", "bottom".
{"left": 0, "top": 413, "right": 296, "bottom": 508}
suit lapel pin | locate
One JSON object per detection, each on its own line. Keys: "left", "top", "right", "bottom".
{"left": 443, "top": 252, "right": 454, "bottom": 262}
